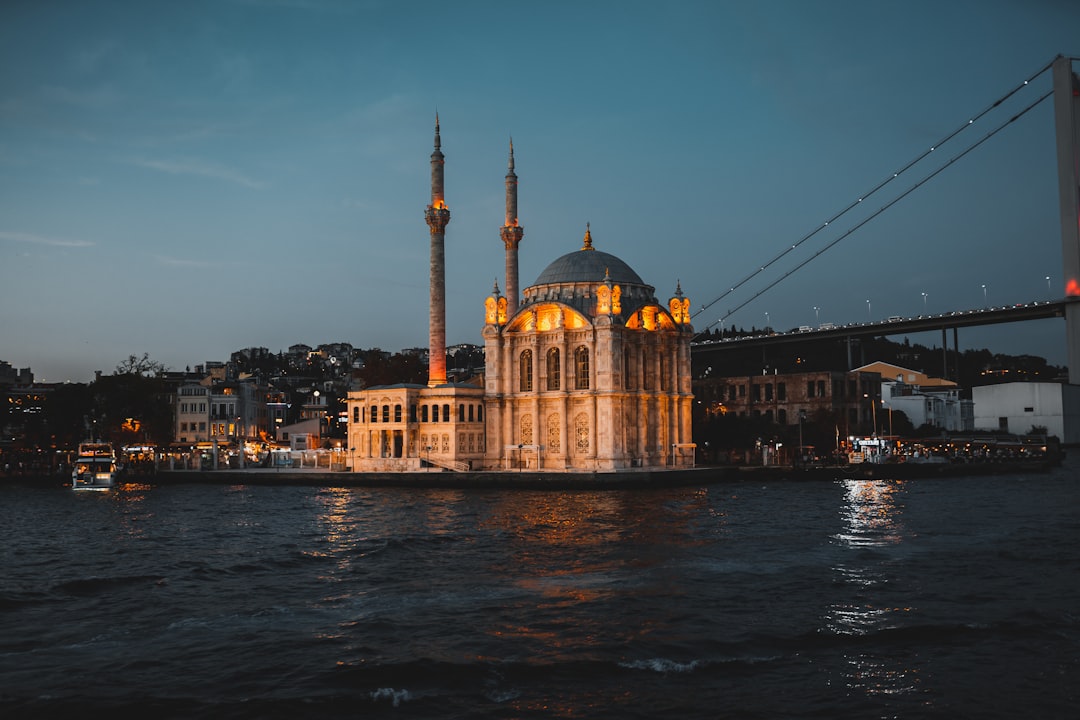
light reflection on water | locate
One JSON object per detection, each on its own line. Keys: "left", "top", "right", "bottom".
{"left": 828, "top": 478, "right": 921, "bottom": 700}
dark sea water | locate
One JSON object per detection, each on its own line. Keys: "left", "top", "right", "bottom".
{"left": 2, "top": 460, "right": 1078, "bottom": 719}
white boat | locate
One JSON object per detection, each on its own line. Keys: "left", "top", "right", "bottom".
{"left": 72, "top": 441, "right": 118, "bottom": 491}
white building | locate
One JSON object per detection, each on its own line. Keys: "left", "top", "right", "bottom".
{"left": 972, "top": 382, "right": 1080, "bottom": 445}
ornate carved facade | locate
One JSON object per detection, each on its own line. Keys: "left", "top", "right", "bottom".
{"left": 481, "top": 226, "right": 696, "bottom": 470}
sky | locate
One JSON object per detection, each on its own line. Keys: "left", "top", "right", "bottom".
{"left": 2, "top": 0, "right": 1078, "bottom": 383}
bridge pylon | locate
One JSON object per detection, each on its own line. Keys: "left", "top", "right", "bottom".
{"left": 1053, "top": 55, "right": 1080, "bottom": 384}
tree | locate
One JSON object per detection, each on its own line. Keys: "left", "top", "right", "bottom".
{"left": 115, "top": 353, "right": 167, "bottom": 377}
{"left": 93, "top": 355, "right": 173, "bottom": 446}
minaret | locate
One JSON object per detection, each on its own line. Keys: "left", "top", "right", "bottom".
{"left": 499, "top": 138, "right": 524, "bottom": 317}
{"left": 425, "top": 115, "right": 450, "bottom": 387}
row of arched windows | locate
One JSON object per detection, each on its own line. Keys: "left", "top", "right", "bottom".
{"left": 352, "top": 403, "right": 483, "bottom": 424}
{"left": 518, "top": 347, "right": 590, "bottom": 392}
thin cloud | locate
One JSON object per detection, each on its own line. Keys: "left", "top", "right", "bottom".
{"left": 0, "top": 231, "right": 94, "bottom": 248}
{"left": 154, "top": 255, "right": 215, "bottom": 268}
{"left": 128, "top": 157, "right": 266, "bottom": 189}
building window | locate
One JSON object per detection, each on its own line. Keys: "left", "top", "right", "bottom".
{"left": 442, "top": 404, "right": 450, "bottom": 422}
{"left": 521, "top": 414, "right": 533, "bottom": 445}
{"left": 807, "top": 381, "right": 815, "bottom": 398}
{"left": 547, "top": 348, "right": 560, "bottom": 390}
{"left": 817, "top": 380, "right": 826, "bottom": 397}
{"left": 753, "top": 384, "right": 762, "bottom": 402}
{"left": 765, "top": 383, "right": 773, "bottom": 401}
{"left": 574, "top": 346, "right": 589, "bottom": 389}
{"left": 642, "top": 349, "right": 652, "bottom": 391}
{"left": 575, "top": 413, "right": 589, "bottom": 454}
{"left": 431, "top": 404, "right": 439, "bottom": 423}
{"left": 394, "top": 404, "right": 402, "bottom": 422}
{"left": 547, "top": 413, "right": 561, "bottom": 453}
{"left": 382, "top": 405, "right": 390, "bottom": 423}
{"left": 477, "top": 405, "right": 483, "bottom": 422}
{"left": 370, "top": 405, "right": 378, "bottom": 423}
{"left": 458, "top": 404, "right": 465, "bottom": 422}
{"left": 778, "top": 409, "right": 787, "bottom": 424}
{"left": 410, "top": 404, "right": 417, "bottom": 422}
{"left": 421, "top": 405, "right": 429, "bottom": 422}
{"left": 468, "top": 405, "right": 474, "bottom": 422}
{"left": 519, "top": 349, "right": 533, "bottom": 392}
{"left": 778, "top": 382, "right": 786, "bottom": 401}
{"left": 352, "top": 407, "right": 360, "bottom": 423}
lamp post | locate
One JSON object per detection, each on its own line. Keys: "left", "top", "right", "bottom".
{"left": 866, "top": 299, "right": 871, "bottom": 321}
{"left": 982, "top": 284, "right": 988, "bottom": 308}
{"left": 765, "top": 311, "right": 770, "bottom": 330}
{"left": 921, "top": 292, "right": 928, "bottom": 315}
{"left": 813, "top": 306, "right": 819, "bottom": 325}
{"left": 863, "top": 393, "right": 876, "bottom": 437}
{"left": 1046, "top": 275, "right": 1052, "bottom": 299}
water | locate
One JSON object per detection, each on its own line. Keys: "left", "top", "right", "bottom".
{"left": 2, "top": 461, "right": 1078, "bottom": 719}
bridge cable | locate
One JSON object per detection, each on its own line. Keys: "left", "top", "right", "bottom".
{"left": 692, "top": 56, "right": 1058, "bottom": 324}
{"left": 694, "top": 88, "right": 1054, "bottom": 339}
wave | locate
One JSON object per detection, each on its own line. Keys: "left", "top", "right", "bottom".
{"left": 52, "top": 574, "right": 166, "bottom": 596}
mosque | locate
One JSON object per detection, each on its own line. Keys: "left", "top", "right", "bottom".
{"left": 345, "top": 120, "right": 695, "bottom": 472}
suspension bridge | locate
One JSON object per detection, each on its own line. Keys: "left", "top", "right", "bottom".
{"left": 690, "top": 55, "right": 1080, "bottom": 385}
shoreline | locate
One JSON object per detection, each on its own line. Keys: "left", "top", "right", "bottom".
{"left": 5, "top": 459, "right": 1064, "bottom": 490}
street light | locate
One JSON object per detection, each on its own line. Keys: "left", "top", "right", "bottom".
{"left": 813, "top": 306, "right": 819, "bottom": 324}
{"left": 982, "top": 284, "right": 987, "bottom": 308}
{"left": 921, "top": 292, "right": 928, "bottom": 315}
{"left": 1046, "top": 275, "right": 1052, "bottom": 299}
{"left": 866, "top": 299, "right": 871, "bottom": 321}
{"left": 765, "top": 311, "right": 770, "bottom": 329}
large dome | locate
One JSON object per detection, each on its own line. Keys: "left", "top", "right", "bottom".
{"left": 532, "top": 248, "right": 644, "bottom": 287}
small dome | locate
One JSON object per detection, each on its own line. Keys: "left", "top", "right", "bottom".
{"left": 533, "top": 249, "right": 644, "bottom": 287}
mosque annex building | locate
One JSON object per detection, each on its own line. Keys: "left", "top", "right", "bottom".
{"left": 346, "top": 121, "right": 695, "bottom": 472}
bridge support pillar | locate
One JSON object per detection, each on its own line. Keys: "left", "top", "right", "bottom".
{"left": 1053, "top": 55, "right": 1080, "bottom": 384}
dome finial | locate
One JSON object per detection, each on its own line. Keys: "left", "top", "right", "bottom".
{"left": 675, "top": 279, "right": 683, "bottom": 297}
{"left": 492, "top": 278, "right": 501, "bottom": 297}
{"left": 581, "top": 222, "right": 594, "bottom": 251}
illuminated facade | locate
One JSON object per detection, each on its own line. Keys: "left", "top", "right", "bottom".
{"left": 347, "top": 123, "right": 695, "bottom": 472}
{"left": 482, "top": 224, "right": 696, "bottom": 470}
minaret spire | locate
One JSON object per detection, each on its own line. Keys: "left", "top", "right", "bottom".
{"left": 499, "top": 135, "right": 524, "bottom": 317}
{"left": 425, "top": 114, "right": 450, "bottom": 386}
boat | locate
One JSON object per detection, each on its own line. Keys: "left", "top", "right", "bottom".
{"left": 72, "top": 441, "right": 118, "bottom": 491}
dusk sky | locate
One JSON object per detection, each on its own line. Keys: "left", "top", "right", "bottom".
{"left": 2, "top": 0, "right": 1078, "bottom": 383}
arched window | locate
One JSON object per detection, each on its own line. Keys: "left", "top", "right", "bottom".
{"left": 394, "top": 404, "right": 402, "bottom": 422}
{"left": 546, "top": 348, "right": 560, "bottom": 390}
{"left": 477, "top": 404, "right": 483, "bottom": 422}
{"left": 431, "top": 404, "right": 439, "bottom": 423}
{"left": 422, "top": 405, "right": 429, "bottom": 422}
{"left": 468, "top": 404, "right": 474, "bottom": 422}
{"left": 458, "top": 404, "right": 465, "bottom": 422}
{"left": 382, "top": 405, "right": 390, "bottom": 423}
{"left": 352, "top": 406, "right": 360, "bottom": 423}
{"left": 519, "top": 349, "right": 533, "bottom": 392}
{"left": 574, "top": 346, "right": 590, "bottom": 389}
{"left": 370, "top": 405, "right": 378, "bottom": 423}
{"left": 442, "top": 404, "right": 450, "bottom": 422}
